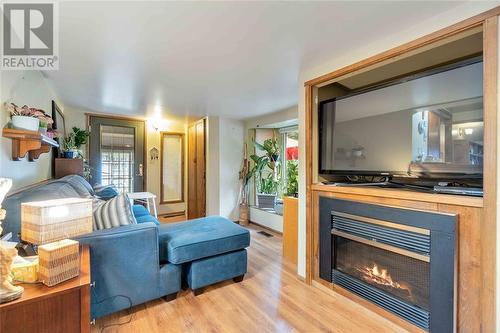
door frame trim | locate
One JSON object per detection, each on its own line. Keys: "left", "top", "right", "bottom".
{"left": 86, "top": 113, "right": 148, "bottom": 191}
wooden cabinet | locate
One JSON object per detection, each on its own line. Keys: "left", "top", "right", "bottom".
{"left": 0, "top": 245, "right": 91, "bottom": 333}
{"left": 54, "top": 158, "right": 84, "bottom": 178}
{"left": 283, "top": 196, "right": 298, "bottom": 266}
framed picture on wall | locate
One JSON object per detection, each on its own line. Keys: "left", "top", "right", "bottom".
{"left": 51, "top": 100, "right": 66, "bottom": 156}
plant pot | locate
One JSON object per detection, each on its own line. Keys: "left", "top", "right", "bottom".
{"left": 239, "top": 203, "right": 249, "bottom": 226}
{"left": 257, "top": 193, "right": 276, "bottom": 210}
{"left": 274, "top": 200, "right": 284, "bottom": 216}
{"left": 11, "top": 116, "right": 39, "bottom": 131}
{"left": 63, "top": 151, "right": 78, "bottom": 159}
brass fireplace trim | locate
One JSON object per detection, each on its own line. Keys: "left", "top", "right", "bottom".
{"left": 332, "top": 229, "right": 431, "bottom": 263}
{"left": 332, "top": 211, "right": 431, "bottom": 235}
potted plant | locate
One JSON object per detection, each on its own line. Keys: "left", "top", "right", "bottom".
{"left": 285, "top": 159, "right": 299, "bottom": 197}
{"left": 38, "top": 121, "right": 48, "bottom": 135}
{"left": 249, "top": 138, "right": 281, "bottom": 209}
{"left": 238, "top": 144, "right": 251, "bottom": 225}
{"left": 6, "top": 103, "right": 53, "bottom": 132}
{"left": 62, "top": 127, "right": 89, "bottom": 159}
{"left": 63, "top": 133, "right": 78, "bottom": 158}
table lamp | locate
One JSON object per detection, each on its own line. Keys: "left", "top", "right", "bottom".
{"left": 21, "top": 197, "right": 93, "bottom": 244}
{"left": 21, "top": 198, "right": 93, "bottom": 286}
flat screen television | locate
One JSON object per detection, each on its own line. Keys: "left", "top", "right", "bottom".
{"left": 319, "top": 57, "right": 484, "bottom": 181}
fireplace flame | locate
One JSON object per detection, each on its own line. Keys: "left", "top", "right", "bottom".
{"left": 358, "top": 264, "right": 403, "bottom": 289}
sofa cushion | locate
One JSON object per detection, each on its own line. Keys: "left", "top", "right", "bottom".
{"left": 93, "top": 194, "right": 137, "bottom": 230}
{"left": 136, "top": 214, "right": 160, "bottom": 225}
{"left": 94, "top": 184, "right": 119, "bottom": 200}
{"left": 57, "top": 175, "right": 95, "bottom": 198}
{"left": 158, "top": 216, "right": 250, "bottom": 264}
{"left": 132, "top": 204, "right": 150, "bottom": 217}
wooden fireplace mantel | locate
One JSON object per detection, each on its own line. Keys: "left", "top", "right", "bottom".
{"left": 2, "top": 128, "right": 59, "bottom": 161}
{"left": 304, "top": 7, "right": 500, "bottom": 333}
{"left": 311, "top": 183, "right": 483, "bottom": 208}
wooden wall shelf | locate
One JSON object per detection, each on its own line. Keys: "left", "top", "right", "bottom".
{"left": 2, "top": 128, "right": 59, "bottom": 161}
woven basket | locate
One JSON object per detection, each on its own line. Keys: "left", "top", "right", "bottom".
{"left": 21, "top": 198, "right": 93, "bottom": 245}
{"left": 239, "top": 204, "right": 249, "bottom": 226}
{"left": 38, "top": 239, "right": 80, "bottom": 286}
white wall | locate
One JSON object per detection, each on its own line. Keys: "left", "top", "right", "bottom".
{"left": 245, "top": 105, "right": 298, "bottom": 130}
{"left": 249, "top": 206, "right": 283, "bottom": 233}
{"left": 147, "top": 119, "right": 187, "bottom": 215}
{"left": 206, "top": 116, "right": 245, "bottom": 221}
{"left": 0, "top": 70, "right": 63, "bottom": 191}
{"left": 62, "top": 104, "right": 190, "bottom": 215}
{"left": 297, "top": 2, "right": 499, "bottom": 281}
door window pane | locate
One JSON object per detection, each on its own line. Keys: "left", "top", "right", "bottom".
{"left": 283, "top": 131, "right": 299, "bottom": 196}
{"left": 100, "top": 125, "right": 135, "bottom": 193}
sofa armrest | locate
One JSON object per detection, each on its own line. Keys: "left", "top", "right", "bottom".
{"left": 74, "top": 223, "right": 162, "bottom": 319}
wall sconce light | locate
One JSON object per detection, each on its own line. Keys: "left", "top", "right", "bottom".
{"left": 147, "top": 118, "right": 169, "bottom": 132}
{"left": 150, "top": 147, "right": 159, "bottom": 160}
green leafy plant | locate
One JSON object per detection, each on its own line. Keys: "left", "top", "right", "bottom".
{"left": 63, "top": 133, "right": 77, "bottom": 151}
{"left": 259, "top": 174, "right": 279, "bottom": 195}
{"left": 71, "top": 127, "right": 89, "bottom": 149}
{"left": 248, "top": 138, "right": 281, "bottom": 194}
{"left": 63, "top": 127, "right": 89, "bottom": 153}
{"left": 83, "top": 159, "right": 92, "bottom": 180}
{"left": 285, "top": 159, "right": 299, "bottom": 196}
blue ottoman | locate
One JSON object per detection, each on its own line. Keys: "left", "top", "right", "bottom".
{"left": 158, "top": 216, "right": 250, "bottom": 295}
{"left": 187, "top": 249, "right": 247, "bottom": 295}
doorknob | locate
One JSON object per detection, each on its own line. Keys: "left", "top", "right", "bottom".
{"left": 137, "top": 163, "right": 143, "bottom": 177}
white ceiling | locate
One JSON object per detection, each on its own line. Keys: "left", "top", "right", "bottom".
{"left": 45, "top": 1, "right": 476, "bottom": 120}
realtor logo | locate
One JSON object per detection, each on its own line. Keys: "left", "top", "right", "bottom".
{"left": 1, "top": 2, "right": 58, "bottom": 70}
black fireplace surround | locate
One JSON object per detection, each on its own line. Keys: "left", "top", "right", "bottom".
{"left": 319, "top": 197, "right": 456, "bottom": 333}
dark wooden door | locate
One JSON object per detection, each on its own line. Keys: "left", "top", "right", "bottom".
{"left": 187, "top": 119, "right": 206, "bottom": 218}
{"left": 88, "top": 116, "right": 145, "bottom": 192}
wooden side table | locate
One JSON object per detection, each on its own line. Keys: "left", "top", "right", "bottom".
{"left": 54, "top": 158, "right": 84, "bottom": 178}
{"left": 0, "top": 245, "right": 91, "bottom": 333}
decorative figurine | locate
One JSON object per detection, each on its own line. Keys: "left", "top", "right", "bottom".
{"left": 0, "top": 178, "right": 24, "bottom": 303}
{"left": 0, "top": 178, "right": 11, "bottom": 235}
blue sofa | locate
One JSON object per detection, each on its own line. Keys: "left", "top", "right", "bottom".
{"left": 2, "top": 176, "right": 250, "bottom": 320}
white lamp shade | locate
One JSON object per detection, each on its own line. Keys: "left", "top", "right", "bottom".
{"left": 21, "top": 198, "right": 93, "bottom": 245}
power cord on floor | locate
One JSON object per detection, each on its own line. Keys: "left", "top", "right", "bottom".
{"left": 91, "top": 285, "right": 135, "bottom": 332}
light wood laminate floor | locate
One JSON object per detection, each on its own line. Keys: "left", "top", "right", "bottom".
{"left": 92, "top": 224, "right": 409, "bottom": 333}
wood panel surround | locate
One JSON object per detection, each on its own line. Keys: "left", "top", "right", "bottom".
{"left": 304, "top": 7, "right": 500, "bottom": 332}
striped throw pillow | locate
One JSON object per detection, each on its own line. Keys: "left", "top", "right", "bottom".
{"left": 93, "top": 194, "right": 137, "bottom": 230}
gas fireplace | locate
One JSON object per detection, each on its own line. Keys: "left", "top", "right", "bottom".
{"left": 319, "top": 198, "right": 456, "bottom": 333}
